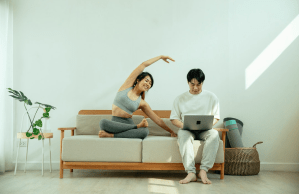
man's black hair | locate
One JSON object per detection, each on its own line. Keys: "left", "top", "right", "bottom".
{"left": 187, "top": 69, "right": 205, "bottom": 83}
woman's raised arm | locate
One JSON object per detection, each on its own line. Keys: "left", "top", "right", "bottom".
{"left": 118, "top": 55, "right": 175, "bottom": 91}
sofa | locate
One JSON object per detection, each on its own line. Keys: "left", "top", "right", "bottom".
{"left": 58, "top": 110, "right": 228, "bottom": 179}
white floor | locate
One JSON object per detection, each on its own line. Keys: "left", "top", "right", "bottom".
{"left": 0, "top": 170, "right": 298, "bottom": 194}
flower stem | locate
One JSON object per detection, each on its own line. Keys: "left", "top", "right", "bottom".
{"left": 24, "top": 103, "right": 34, "bottom": 132}
{"left": 26, "top": 105, "right": 41, "bottom": 132}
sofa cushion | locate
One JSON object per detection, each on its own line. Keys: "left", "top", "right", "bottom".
{"left": 76, "top": 115, "right": 145, "bottom": 135}
{"left": 142, "top": 136, "right": 224, "bottom": 163}
{"left": 131, "top": 115, "right": 145, "bottom": 125}
{"left": 147, "top": 118, "right": 180, "bottom": 136}
{"left": 62, "top": 135, "right": 142, "bottom": 162}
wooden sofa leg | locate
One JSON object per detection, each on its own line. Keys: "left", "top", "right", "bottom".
{"left": 60, "top": 130, "right": 64, "bottom": 178}
{"left": 60, "top": 160, "right": 63, "bottom": 178}
{"left": 70, "top": 129, "right": 74, "bottom": 173}
{"left": 220, "top": 163, "right": 224, "bottom": 179}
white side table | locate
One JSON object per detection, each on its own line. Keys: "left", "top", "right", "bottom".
{"left": 14, "top": 132, "right": 53, "bottom": 176}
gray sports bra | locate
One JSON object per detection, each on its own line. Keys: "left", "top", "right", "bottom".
{"left": 113, "top": 87, "right": 141, "bottom": 115}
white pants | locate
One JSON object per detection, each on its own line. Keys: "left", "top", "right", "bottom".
{"left": 177, "top": 129, "right": 220, "bottom": 174}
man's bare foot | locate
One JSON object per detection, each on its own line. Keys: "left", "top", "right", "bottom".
{"left": 179, "top": 173, "right": 197, "bottom": 184}
{"left": 137, "top": 118, "right": 148, "bottom": 128}
{"left": 98, "top": 130, "right": 114, "bottom": 138}
{"left": 198, "top": 169, "right": 212, "bottom": 184}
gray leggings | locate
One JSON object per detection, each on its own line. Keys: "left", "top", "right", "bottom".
{"left": 99, "top": 116, "right": 149, "bottom": 139}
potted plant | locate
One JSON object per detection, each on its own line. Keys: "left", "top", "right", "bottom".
{"left": 7, "top": 88, "right": 56, "bottom": 140}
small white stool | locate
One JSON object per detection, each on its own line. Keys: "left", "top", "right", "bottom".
{"left": 14, "top": 132, "right": 53, "bottom": 176}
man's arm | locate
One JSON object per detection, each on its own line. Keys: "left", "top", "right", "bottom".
{"left": 171, "top": 119, "right": 183, "bottom": 129}
{"left": 212, "top": 95, "right": 220, "bottom": 126}
{"left": 170, "top": 96, "right": 183, "bottom": 128}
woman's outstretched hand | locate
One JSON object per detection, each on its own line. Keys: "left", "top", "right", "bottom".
{"left": 161, "top": 55, "right": 175, "bottom": 63}
{"left": 171, "top": 132, "right": 177, "bottom": 137}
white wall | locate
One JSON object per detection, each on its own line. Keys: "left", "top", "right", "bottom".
{"left": 228, "top": 0, "right": 299, "bottom": 171}
{"left": 11, "top": 0, "right": 299, "bottom": 171}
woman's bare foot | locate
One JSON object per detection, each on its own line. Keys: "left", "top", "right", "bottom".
{"left": 98, "top": 130, "right": 114, "bottom": 138}
{"left": 198, "top": 169, "right": 212, "bottom": 184}
{"left": 179, "top": 173, "right": 197, "bottom": 184}
{"left": 137, "top": 118, "right": 148, "bottom": 128}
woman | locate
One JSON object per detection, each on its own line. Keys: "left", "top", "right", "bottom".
{"left": 99, "top": 55, "right": 177, "bottom": 139}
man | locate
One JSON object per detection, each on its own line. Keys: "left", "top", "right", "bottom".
{"left": 170, "top": 68, "right": 220, "bottom": 184}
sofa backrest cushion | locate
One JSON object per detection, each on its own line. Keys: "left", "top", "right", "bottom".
{"left": 146, "top": 118, "right": 180, "bottom": 136}
{"left": 76, "top": 115, "right": 145, "bottom": 135}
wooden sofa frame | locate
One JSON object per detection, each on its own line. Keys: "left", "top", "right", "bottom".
{"left": 58, "top": 110, "right": 228, "bottom": 179}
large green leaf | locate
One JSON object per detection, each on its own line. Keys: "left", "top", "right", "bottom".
{"left": 20, "top": 91, "right": 25, "bottom": 98}
{"left": 7, "top": 88, "right": 31, "bottom": 104}
{"left": 14, "top": 90, "right": 21, "bottom": 96}
{"left": 9, "top": 95, "right": 20, "bottom": 100}
{"left": 27, "top": 99, "right": 32, "bottom": 105}
{"left": 26, "top": 132, "right": 32, "bottom": 137}
{"left": 33, "top": 128, "right": 40, "bottom": 135}
{"left": 24, "top": 99, "right": 32, "bottom": 105}
{"left": 35, "top": 119, "right": 42, "bottom": 127}
{"left": 43, "top": 112, "right": 49, "bottom": 118}
{"left": 35, "top": 102, "right": 56, "bottom": 110}
{"left": 8, "top": 91, "right": 18, "bottom": 95}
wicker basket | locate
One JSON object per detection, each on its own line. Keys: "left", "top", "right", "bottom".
{"left": 224, "top": 141, "right": 263, "bottom": 175}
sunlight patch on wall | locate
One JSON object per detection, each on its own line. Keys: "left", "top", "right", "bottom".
{"left": 245, "top": 15, "right": 299, "bottom": 89}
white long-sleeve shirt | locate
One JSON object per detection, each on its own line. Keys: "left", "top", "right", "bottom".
{"left": 170, "top": 90, "right": 220, "bottom": 122}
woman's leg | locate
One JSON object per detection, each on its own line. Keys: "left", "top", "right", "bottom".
{"left": 99, "top": 118, "right": 137, "bottom": 133}
{"left": 114, "top": 127, "right": 149, "bottom": 139}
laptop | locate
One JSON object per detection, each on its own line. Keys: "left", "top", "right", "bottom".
{"left": 183, "top": 115, "right": 214, "bottom": 130}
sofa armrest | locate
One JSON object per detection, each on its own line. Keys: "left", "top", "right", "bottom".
{"left": 213, "top": 128, "right": 228, "bottom": 143}
{"left": 59, "top": 127, "right": 76, "bottom": 178}
{"left": 58, "top": 127, "right": 76, "bottom": 136}
{"left": 213, "top": 128, "right": 229, "bottom": 132}
{"left": 214, "top": 128, "right": 228, "bottom": 156}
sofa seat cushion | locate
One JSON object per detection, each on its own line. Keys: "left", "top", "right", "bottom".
{"left": 142, "top": 136, "right": 224, "bottom": 163}
{"left": 62, "top": 135, "right": 142, "bottom": 162}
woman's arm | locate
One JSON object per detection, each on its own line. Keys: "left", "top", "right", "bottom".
{"left": 140, "top": 100, "right": 177, "bottom": 137}
{"left": 143, "top": 55, "right": 175, "bottom": 66}
{"left": 118, "top": 55, "right": 175, "bottom": 91}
